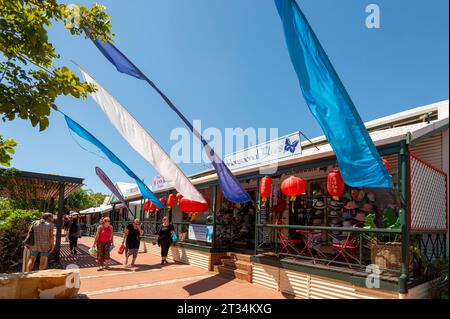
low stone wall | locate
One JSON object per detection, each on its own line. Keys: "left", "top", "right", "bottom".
{"left": 0, "top": 269, "right": 80, "bottom": 299}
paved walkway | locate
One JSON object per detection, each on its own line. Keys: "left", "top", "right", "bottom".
{"left": 60, "top": 235, "right": 292, "bottom": 299}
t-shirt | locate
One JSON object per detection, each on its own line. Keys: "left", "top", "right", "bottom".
{"left": 157, "top": 224, "right": 175, "bottom": 242}
{"left": 126, "top": 223, "right": 141, "bottom": 249}
{"left": 97, "top": 226, "right": 112, "bottom": 243}
{"left": 68, "top": 222, "right": 81, "bottom": 238}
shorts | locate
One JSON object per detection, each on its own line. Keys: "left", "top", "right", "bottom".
{"left": 29, "top": 250, "right": 50, "bottom": 258}
{"left": 126, "top": 248, "right": 139, "bottom": 259}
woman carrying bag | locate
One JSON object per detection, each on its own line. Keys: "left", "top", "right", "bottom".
{"left": 156, "top": 216, "right": 175, "bottom": 265}
{"left": 93, "top": 217, "right": 113, "bottom": 271}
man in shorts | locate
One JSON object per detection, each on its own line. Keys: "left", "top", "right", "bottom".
{"left": 122, "top": 219, "right": 143, "bottom": 268}
{"left": 27, "top": 213, "right": 55, "bottom": 272}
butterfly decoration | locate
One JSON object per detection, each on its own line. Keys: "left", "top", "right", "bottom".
{"left": 284, "top": 138, "right": 299, "bottom": 154}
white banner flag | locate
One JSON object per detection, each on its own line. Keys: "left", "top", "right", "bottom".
{"left": 80, "top": 68, "right": 206, "bottom": 203}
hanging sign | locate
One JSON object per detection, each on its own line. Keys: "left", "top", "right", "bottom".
{"left": 224, "top": 132, "right": 302, "bottom": 170}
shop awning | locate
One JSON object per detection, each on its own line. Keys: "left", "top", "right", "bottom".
{"left": 0, "top": 169, "right": 83, "bottom": 200}
{"left": 79, "top": 203, "right": 125, "bottom": 215}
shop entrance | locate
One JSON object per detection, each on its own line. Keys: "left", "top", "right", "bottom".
{"left": 215, "top": 189, "right": 257, "bottom": 253}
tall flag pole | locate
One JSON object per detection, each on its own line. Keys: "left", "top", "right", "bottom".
{"left": 95, "top": 166, "right": 135, "bottom": 218}
{"left": 78, "top": 67, "right": 207, "bottom": 204}
{"left": 85, "top": 33, "right": 252, "bottom": 203}
{"left": 62, "top": 113, "right": 165, "bottom": 208}
{"left": 274, "top": 0, "right": 393, "bottom": 188}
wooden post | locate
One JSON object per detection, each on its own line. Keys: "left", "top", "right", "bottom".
{"left": 54, "top": 184, "right": 65, "bottom": 262}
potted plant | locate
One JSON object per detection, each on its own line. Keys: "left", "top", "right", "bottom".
{"left": 364, "top": 207, "right": 405, "bottom": 275}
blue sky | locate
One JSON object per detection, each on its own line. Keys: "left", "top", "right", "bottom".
{"left": 2, "top": 0, "right": 449, "bottom": 194}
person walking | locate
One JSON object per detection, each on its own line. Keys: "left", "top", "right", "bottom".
{"left": 93, "top": 217, "right": 113, "bottom": 271}
{"left": 68, "top": 216, "right": 82, "bottom": 255}
{"left": 27, "top": 213, "right": 55, "bottom": 272}
{"left": 122, "top": 219, "right": 143, "bottom": 268}
{"left": 156, "top": 216, "right": 175, "bottom": 265}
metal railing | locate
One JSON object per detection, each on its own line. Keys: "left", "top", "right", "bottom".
{"left": 255, "top": 223, "right": 404, "bottom": 275}
{"left": 109, "top": 220, "right": 212, "bottom": 246}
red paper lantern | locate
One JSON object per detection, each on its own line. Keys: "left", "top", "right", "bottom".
{"left": 147, "top": 201, "right": 157, "bottom": 211}
{"left": 327, "top": 170, "right": 345, "bottom": 200}
{"left": 382, "top": 158, "right": 390, "bottom": 170}
{"left": 167, "top": 194, "right": 176, "bottom": 208}
{"left": 179, "top": 197, "right": 209, "bottom": 214}
{"left": 176, "top": 193, "right": 184, "bottom": 204}
{"left": 156, "top": 197, "right": 166, "bottom": 210}
{"left": 281, "top": 176, "right": 306, "bottom": 202}
{"left": 143, "top": 200, "right": 152, "bottom": 211}
{"left": 259, "top": 176, "right": 272, "bottom": 202}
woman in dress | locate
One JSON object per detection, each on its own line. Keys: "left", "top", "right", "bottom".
{"left": 156, "top": 216, "right": 175, "bottom": 265}
{"left": 94, "top": 217, "right": 113, "bottom": 271}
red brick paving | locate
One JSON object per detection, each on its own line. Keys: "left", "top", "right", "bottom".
{"left": 60, "top": 235, "right": 291, "bottom": 299}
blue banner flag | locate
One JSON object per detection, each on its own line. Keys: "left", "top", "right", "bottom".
{"left": 64, "top": 114, "right": 165, "bottom": 208}
{"left": 274, "top": 0, "right": 393, "bottom": 188}
{"left": 86, "top": 35, "right": 252, "bottom": 202}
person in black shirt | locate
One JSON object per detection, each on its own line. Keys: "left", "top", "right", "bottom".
{"left": 68, "top": 216, "right": 81, "bottom": 255}
{"left": 156, "top": 216, "right": 175, "bottom": 265}
{"left": 122, "top": 219, "right": 143, "bottom": 268}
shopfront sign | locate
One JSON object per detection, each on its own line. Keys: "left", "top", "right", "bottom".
{"left": 188, "top": 224, "right": 213, "bottom": 243}
{"left": 152, "top": 175, "right": 173, "bottom": 191}
{"left": 224, "top": 132, "right": 302, "bottom": 170}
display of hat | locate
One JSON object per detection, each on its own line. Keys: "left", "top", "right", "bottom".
{"left": 344, "top": 201, "right": 359, "bottom": 210}
{"left": 240, "top": 226, "right": 249, "bottom": 233}
{"left": 367, "top": 192, "right": 376, "bottom": 203}
{"left": 354, "top": 212, "right": 366, "bottom": 222}
{"left": 329, "top": 210, "right": 340, "bottom": 217}
{"left": 314, "top": 209, "right": 324, "bottom": 217}
{"left": 314, "top": 201, "right": 325, "bottom": 209}
{"left": 330, "top": 217, "right": 342, "bottom": 225}
{"left": 357, "top": 190, "right": 366, "bottom": 202}
{"left": 343, "top": 220, "right": 353, "bottom": 228}
{"left": 328, "top": 200, "right": 342, "bottom": 209}
{"left": 360, "top": 203, "right": 374, "bottom": 213}
{"left": 312, "top": 219, "right": 323, "bottom": 226}
{"left": 342, "top": 211, "right": 352, "bottom": 220}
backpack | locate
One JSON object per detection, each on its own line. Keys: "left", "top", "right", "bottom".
{"left": 23, "top": 221, "right": 36, "bottom": 247}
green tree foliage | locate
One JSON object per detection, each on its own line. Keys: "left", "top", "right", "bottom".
{"left": 0, "top": 0, "right": 114, "bottom": 167}
{"left": 0, "top": 208, "right": 42, "bottom": 273}
{"left": 66, "top": 187, "right": 106, "bottom": 211}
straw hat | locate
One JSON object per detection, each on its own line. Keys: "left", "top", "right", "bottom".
{"left": 360, "top": 203, "right": 374, "bottom": 213}
{"left": 329, "top": 210, "right": 340, "bottom": 217}
{"left": 314, "top": 210, "right": 324, "bottom": 218}
{"left": 344, "top": 201, "right": 359, "bottom": 210}
{"left": 330, "top": 217, "right": 342, "bottom": 225}
{"left": 314, "top": 201, "right": 325, "bottom": 209}
{"left": 312, "top": 219, "right": 323, "bottom": 226}
{"left": 240, "top": 226, "right": 249, "bottom": 233}
{"left": 328, "top": 200, "right": 342, "bottom": 209}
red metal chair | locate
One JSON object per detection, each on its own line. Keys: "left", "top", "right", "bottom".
{"left": 276, "top": 220, "right": 302, "bottom": 257}
{"left": 297, "top": 230, "right": 327, "bottom": 264}
{"left": 327, "top": 222, "right": 363, "bottom": 269}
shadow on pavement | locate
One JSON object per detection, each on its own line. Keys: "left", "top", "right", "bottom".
{"left": 60, "top": 243, "right": 122, "bottom": 269}
{"left": 182, "top": 274, "right": 233, "bottom": 296}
